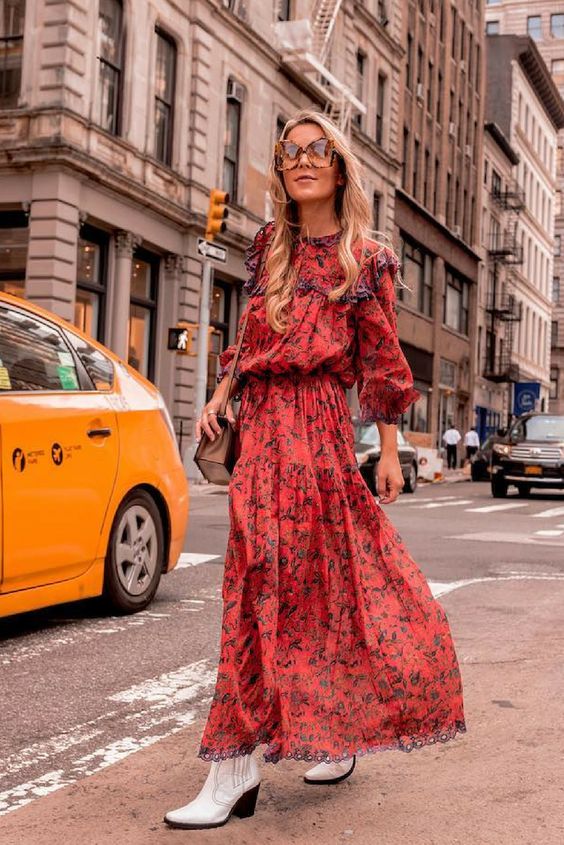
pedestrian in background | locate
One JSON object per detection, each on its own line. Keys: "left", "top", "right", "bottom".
{"left": 164, "top": 109, "right": 466, "bottom": 831}
{"left": 464, "top": 426, "right": 480, "bottom": 462}
{"left": 442, "top": 423, "right": 462, "bottom": 470}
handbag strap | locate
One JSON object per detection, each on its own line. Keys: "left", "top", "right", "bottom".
{"left": 219, "top": 233, "right": 273, "bottom": 414}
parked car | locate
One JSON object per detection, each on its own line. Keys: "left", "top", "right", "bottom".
{"left": 470, "top": 434, "right": 498, "bottom": 481}
{"left": 354, "top": 423, "right": 418, "bottom": 495}
{"left": 0, "top": 292, "right": 189, "bottom": 618}
{"left": 490, "top": 412, "right": 564, "bottom": 498}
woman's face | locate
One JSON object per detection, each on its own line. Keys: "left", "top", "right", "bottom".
{"left": 281, "top": 122, "right": 345, "bottom": 209}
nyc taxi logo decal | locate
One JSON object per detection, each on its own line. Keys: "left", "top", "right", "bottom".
{"left": 51, "top": 443, "right": 63, "bottom": 466}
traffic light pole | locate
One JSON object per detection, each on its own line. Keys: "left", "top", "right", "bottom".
{"left": 186, "top": 257, "right": 213, "bottom": 482}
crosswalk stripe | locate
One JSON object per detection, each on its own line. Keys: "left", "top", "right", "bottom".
{"left": 176, "top": 553, "right": 220, "bottom": 568}
{"left": 464, "top": 503, "right": 528, "bottom": 513}
{"left": 531, "top": 507, "right": 564, "bottom": 519}
{"left": 398, "top": 495, "right": 460, "bottom": 504}
{"left": 413, "top": 499, "right": 473, "bottom": 509}
{"left": 534, "top": 529, "right": 564, "bottom": 537}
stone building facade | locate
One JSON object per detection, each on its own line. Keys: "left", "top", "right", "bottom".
{"left": 484, "top": 1, "right": 564, "bottom": 413}
{"left": 484, "top": 34, "right": 564, "bottom": 420}
{"left": 395, "top": 0, "right": 485, "bottom": 448}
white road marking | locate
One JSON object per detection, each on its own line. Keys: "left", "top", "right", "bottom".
{"left": 448, "top": 531, "right": 564, "bottom": 546}
{"left": 176, "top": 553, "right": 221, "bottom": 568}
{"left": 429, "top": 572, "right": 564, "bottom": 598}
{"left": 534, "top": 529, "right": 564, "bottom": 537}
{"left": 0, "top": 659, "right": 216, "bottom": 817}
{"left": 531, "top": 507, "right": 564, "bottom": 519}
{"left": 397, "top": 496, "right": 461, "bottom": 504}
{"left": 414, "top": 499, "right": 473, "bottom": 509}
{"left": 464, "top": 503, "right": 528, "bottom": 513}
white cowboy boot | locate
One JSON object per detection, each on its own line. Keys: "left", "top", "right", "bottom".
{"left": 304, "top": 754, "right": 356, "bottom": 785}
{"left": 164, "top": 753, "right": 261, "bottom": 830}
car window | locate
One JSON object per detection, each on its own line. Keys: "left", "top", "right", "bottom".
{"left": 511, "top": 415, "right": 564, "bottom": 442}
{"left": 0, "top": 305, "right": 80, "bottom": 392}
{"left": 65, "top": 332, "right": 114, "bottom": 391}
{"left": 397, "top": 431, "right": 406, "bottom": 446}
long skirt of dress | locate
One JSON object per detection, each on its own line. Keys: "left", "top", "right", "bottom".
{"left": 198, "top": 372, "right": 467, "bottom": 764}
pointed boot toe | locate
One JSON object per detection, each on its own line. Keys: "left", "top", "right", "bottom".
{"left": 304, "top": 754, "right": 356, "bottom": 785}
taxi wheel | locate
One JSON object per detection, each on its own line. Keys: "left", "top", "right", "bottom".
{"left": 104, "top": 490, "right": 164, "bottom": 614}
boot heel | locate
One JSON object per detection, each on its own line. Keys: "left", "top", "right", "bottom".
{"left": 232, "top": 783, "right": 260, "bottom": 819}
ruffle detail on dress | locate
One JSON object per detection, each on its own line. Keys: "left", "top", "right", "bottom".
{"left": 353, "top": 246, "right": 400, "bottom": 300}
{"left": 197, "top": 721, "right": 467, "bottom": 764}
{"left": 243, "top": 219, "right": 275, "bottom": 297}
{"left": 359, "top": 381, "right": 422, "bottom": 425}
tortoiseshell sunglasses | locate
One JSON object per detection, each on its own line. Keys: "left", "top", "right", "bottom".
{"left": 274, "top": 137, "right": 339, "bottom": 171}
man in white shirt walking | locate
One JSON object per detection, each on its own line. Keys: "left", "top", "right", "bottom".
{"left": 464, "top": 426, "right": 480, "bottom": 462}
{"left": 442, "top": 423, "right": 462, "bottom": 470}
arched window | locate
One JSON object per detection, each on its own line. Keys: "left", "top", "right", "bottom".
{"left": 96, "top": 0, "right": 124, "bottom": 134}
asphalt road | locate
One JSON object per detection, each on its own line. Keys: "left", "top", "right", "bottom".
{"left": 1, "top": 478, "right": 563, "bottom": 844}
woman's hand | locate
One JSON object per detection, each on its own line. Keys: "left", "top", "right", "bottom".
{"left": 376, "top": 453, "right": 404, "bottom": 504}
{"left": 195, "top": 394, "right": 237, "bottom": 442}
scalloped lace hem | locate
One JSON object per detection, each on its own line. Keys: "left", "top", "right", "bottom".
{"left": 197, "top": 721, "right": 467, "bottom": 765}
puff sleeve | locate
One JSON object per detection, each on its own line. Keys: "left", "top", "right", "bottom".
{"left": 216, "top": 220, "right": 274, "bottom": 387}
{"left": 353, "top": 248, "right": 421, "bottom": 425}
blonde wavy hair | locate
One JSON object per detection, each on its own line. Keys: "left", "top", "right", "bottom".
{"left": 264, "top": 108, "right": 397, "bottom": 333}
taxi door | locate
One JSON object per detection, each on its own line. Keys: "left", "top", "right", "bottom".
{"left": 0, "top": 303, "right": 119, "bottom": 593}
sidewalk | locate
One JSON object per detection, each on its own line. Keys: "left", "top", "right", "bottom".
{"left": 1, "top": 578, "right": 562, "bottom": 844}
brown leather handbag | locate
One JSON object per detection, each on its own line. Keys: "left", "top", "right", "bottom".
{"left": 193, "top": 238, "right": 271, "bottom": 484}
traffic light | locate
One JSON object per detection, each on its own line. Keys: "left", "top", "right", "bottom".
{"left": 205, "top": 189, "right": 229, "bottom": 241}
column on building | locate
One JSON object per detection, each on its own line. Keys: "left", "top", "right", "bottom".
{"left": 158, "top": 252, "right": 184, "bottom": 414}
{"left": 111, "top": 230, "right": 141, "bottom": 361}
{"left": 25, "top": 172, "right": 81, "bottom": 321}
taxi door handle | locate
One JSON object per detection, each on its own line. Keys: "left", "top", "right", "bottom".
{"left": 87, "top": 427, "right": 112, "bottom": 439}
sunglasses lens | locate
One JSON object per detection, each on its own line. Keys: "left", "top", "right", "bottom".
{"left": 276, "top": 142, "right": 299, "bottom": 170}
{"left": 308, "top": 139, "right": 333, "bottom": 167}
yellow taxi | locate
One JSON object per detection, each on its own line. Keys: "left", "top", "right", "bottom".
{"left": 0, "top": 292, "right": 189, "bottom": 617}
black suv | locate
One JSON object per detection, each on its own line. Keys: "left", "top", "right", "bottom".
{"left": 490, "top": 413, "right": 564, "bottom": 498}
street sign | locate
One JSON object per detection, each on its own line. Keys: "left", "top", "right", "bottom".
{"left": 513, "top": 382, "right": 540, "bottom": 416}
{"left": 197, "top": 238, "right": 227, "bottom": 262}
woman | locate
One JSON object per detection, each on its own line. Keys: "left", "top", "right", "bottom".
{"left": 165, "top": 109, "right": 466, "bottom": 830}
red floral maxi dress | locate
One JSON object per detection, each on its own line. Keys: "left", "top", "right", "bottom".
{"left": 197, "top": 221, "right": 466, "bottom": 765}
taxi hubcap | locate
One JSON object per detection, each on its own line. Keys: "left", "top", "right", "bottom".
{"left": 115, "top": 505, "right": 158, "bottom": 596}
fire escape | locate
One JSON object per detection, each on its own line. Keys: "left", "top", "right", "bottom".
{"left": 483, "top": 179, "right": 525, "bottom": 383}
{"left": 273, "top": 0, "right": 366, "bottom": 132}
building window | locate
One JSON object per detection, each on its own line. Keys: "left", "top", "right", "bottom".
{"left": 399, "top": 236, "right": 433, "bottom": 317}
{"left": 486, "top": 21, "right": 499, "bottom": 35}
{"left": 413, "top": 138, "right": 420, "bottom": 199}
{"left": 402, "top": 126, "right": 409, "bottom": 189}
{"left": 210, "top": 280, "right": 233, "bottom": 402}
{"left": 556, "top": 234, "right": 561, "bottom": 257}
{"left": 128, "top": 250, "right": 159, "bottom": 381}
{"left": 154, "top": 29, "right": 176, "bottom": 165}
{"left": 551, "top": 14, "right": 564, "bottom": 38}
{"left": 0, "top": 0, "right": 25, "bottom": 108}
{"left": 353, "top": 49, "right": 366, "bottom": 129}
{"left": 551, "top": 321, "right": 558, "bottom": 348}
{"left": 406, "top": 33, "right": 413, "bottom": 90}
{"left": 277, "top": 0, "right": 292, "bottom": 21}
{"left": 527, "top": 16, "right": 542, "bottom": 40}
{"left": 375, "top": 72, "right": 386, "bottom": 145}
{"left": 491, "top": 168, "right": 502, "bottom": 197}
{"left": 75, "top": 226, "right": 109, "bottom": 343}
{"left": 0, "top": 209, "right": 27, "bottom": 296}
{"left": 96, "top": 0, "right": 124, "bottom": 135}
{"left": 224, "top": 78, "right": 243, "bottom": 203}
{"left": 553, "top": 277, "right": 561, "bottom": 305}
{"left": 444, "top": 269, "right": 469, "bottom": 335}
{"left": 373, "top": 191, "right": 381, "bottom": 231}
{"left": 552, "top": 59, "right": 564, "bottom": 73}
{"left": 550, "top": 367, "right": 559, "bottom": 400}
